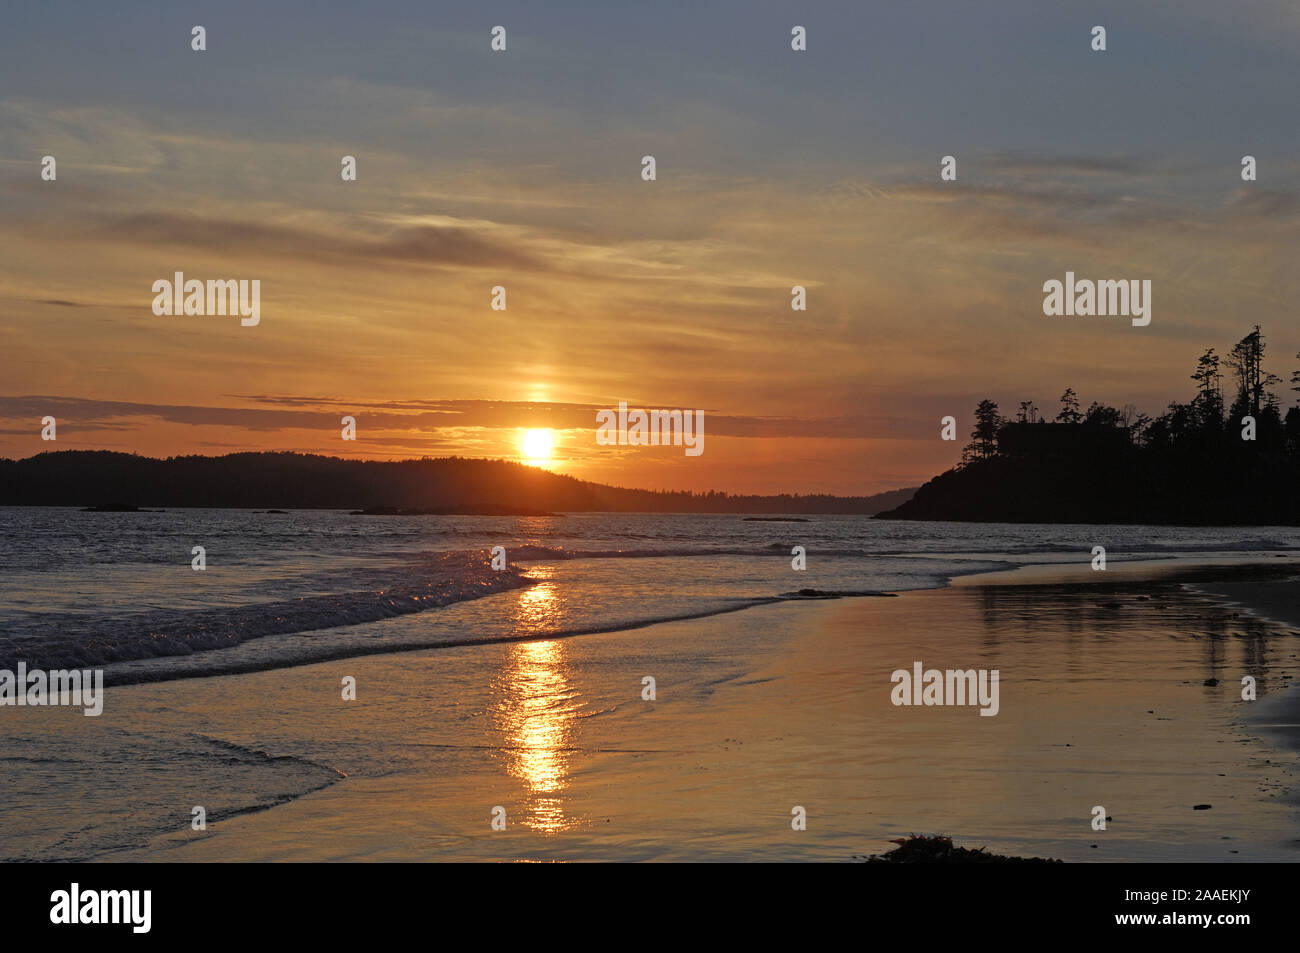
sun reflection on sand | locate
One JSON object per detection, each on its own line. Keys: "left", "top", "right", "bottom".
{"left": 491, "top": 580, "right": 581, "bottom": 832}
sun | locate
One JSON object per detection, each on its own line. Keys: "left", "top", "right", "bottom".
{"left": 520, "top": 428, "right": 554, "bottom": 463}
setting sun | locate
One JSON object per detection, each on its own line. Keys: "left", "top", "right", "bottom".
{"left": 520, "top": 428, "right": 554, "bottom": 462}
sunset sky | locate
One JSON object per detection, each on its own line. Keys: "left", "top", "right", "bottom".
{"left": 1, "top": 0, "right": 1298, "bottom": 495}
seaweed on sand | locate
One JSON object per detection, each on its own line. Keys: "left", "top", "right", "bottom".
{"left": 857, "top": 834, "right": 1061, "bottom": 863}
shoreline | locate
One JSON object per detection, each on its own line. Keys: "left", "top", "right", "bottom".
{"left": 83, "top": 551, "right": 1300, "bottom": 690}
{"left": 3, "top": 553, "right": 1297, "bottom": 862}
{"left": 23, "top": 559, "right": 1300, "bottom": 861}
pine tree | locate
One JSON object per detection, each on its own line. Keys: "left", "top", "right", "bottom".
{"left": 1055, "top": 388, "right": 1082, "bottom": 424}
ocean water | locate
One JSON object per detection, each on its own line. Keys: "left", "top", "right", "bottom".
{"left": 3, "top": 506, "right": 1299, "bottom": 683}
{"left": 3, "top": 508, "right": 1300, "bottom": 862}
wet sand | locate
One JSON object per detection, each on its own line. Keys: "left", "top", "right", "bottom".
{"left": 52, "top": 557, "right": 1296, "bottom": 863}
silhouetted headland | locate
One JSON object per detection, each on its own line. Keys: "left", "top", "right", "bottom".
{"left": 0, "top": 451, "right": 916, "bottom": 515}
{"left": 877, "top": 326, "right": 1300, "bottom": 525}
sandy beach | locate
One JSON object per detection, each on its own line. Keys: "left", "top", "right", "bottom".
{"left": 5, "top": 556, "right": 1296, "bottom": 863}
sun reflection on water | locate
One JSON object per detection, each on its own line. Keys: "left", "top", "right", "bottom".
{"left": 491, "top": 579, "right": 581, "bottom": 832}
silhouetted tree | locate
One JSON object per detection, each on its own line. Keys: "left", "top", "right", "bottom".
{"left": 1084, "top": 401, "right": 1123, "bottom": 428}
{"left": 963, "top": 399, "right": 1003, "bottom": 463}
{"left": 1128, "top": 411, "right": 1152, "bottom": 446}
{"left": 1190, "top": 347, "right": 1225, "bottom": 431}
{"left": 1056, "top": 388, "right": 1082, "bottom": 424}
{"left": 1227, "top": 326, "right": 1281, "bottom": 419}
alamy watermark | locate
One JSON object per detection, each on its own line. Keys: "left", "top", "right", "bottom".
{"left": 50, "top": 883, "right": 150, "bottom": 933}
{"left": 596, "top": 401, "right": 704, "bottom": 456}
{"left": 1043, "top": 272, "right": 1150, "bottom": 327}
{"left": 891, "top": 661, "right": 999, "bottom": 716}
{"left": 0, "top": 664, "right": 104, "bottom": 716}
{"left": 152, "top": 272, "right": 260, "bottom": 327}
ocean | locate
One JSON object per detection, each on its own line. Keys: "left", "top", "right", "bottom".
{"left": 4, "top": 507, "right": 1300, "bottom": 684}
{"left": 3, "top": 508, "right": 1299, "bottom": 862}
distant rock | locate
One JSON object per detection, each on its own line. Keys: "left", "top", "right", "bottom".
{"left": 780, "top": 589, "right": 896, "bottom": 600}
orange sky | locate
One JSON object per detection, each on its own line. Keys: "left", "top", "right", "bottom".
{"left": 1, "top": 3, "right": 1298, "bottom": 495}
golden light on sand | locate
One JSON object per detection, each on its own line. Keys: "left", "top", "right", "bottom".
{"left": 520, "top": 428, "right": 554, "bottom": 462}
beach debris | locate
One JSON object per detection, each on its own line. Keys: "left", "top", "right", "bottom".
{"left": 859, "top": 834, "right": 1061, "bottom": 863}
{"left": 1193, "top": 804, "right": 1212, "bottom": 810}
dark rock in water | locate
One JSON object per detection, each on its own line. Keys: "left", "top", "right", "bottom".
{"left": 1203, "top": 678, "right": 1219, "bottom": 686}
{"left": 860, "top": 834, "right": 1061, "bottom": 864}
{"left": 1193, "top": 804, "right": 1212, "bottom": 810}
{"left": 262, "top": 509, "right": 289, "bottom": 514}
{"left": 781, "top": 588, "right": 896, "bottom": 600}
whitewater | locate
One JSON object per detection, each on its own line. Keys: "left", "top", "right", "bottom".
{"left": 3, "top": 507, "right": 1299, "bottom": 685}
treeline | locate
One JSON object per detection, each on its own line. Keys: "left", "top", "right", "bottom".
{"left": 0, "top": 451, "right": 916, "bottom": 515}
{"left": 878, "top": 326, "right": 1300, "bottom": 524}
